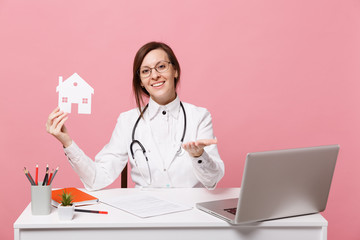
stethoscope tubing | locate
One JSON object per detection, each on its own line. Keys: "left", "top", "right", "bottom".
{"left": 130, "top": 102, "right": 187, "bottom": 185}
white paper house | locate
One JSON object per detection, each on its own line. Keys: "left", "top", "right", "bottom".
{"left": 56, "top": 73, "right": 94, "bottom": 114}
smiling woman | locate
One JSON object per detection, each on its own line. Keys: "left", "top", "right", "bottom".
{"left": 133, "top": 42, "right": 181, "bottom": 110}
{"left": 46, "top": 41, "right": 225, "bottom": 190}
{"left": 139, "top": 50, "right": 177, "bottom": 106}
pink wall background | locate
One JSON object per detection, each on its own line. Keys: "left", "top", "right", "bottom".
{"left": 1, "top": 0, "right": 359, "bottom": 239}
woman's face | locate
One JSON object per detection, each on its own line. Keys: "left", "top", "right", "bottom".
{"left": 139, "top": 49, "right": 178, "bottom": 105}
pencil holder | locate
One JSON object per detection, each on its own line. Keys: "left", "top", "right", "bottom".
{"left": 31, "top": 182, "right": 52, "bottom": 215}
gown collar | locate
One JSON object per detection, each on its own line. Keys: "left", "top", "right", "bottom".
{"left": 147, "top": 96, "right": 181, "bottom": 120}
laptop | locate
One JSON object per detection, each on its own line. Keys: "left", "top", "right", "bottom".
{"left": 196, "top": 145, "right": 339, "bottom": 224}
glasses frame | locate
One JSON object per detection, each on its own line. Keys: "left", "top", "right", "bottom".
{"left": 138, "top": 61, "right": 173, "bottom": 78}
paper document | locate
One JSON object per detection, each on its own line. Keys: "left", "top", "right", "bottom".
{"left": 101, "top": 194, "right": 192, "bottom": 218}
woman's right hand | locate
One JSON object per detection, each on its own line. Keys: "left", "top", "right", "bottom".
{"left": 46, "top": 107, "right": 73, "bottom": 148}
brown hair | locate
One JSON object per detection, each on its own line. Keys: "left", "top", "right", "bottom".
{"left": 132, "top": 42, "right": 181, "bottom": 115}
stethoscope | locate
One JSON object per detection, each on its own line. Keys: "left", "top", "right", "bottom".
{"left": 130, "top": 102, "right": 187, "bottom": 185}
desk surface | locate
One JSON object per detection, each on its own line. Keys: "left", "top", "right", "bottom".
{"left": 14, "top": 187, "right": 327, "bottom": 229}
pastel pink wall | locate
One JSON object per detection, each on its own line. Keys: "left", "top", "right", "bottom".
{"left": 1, "top": 0, "right": 359, "bottom": 239}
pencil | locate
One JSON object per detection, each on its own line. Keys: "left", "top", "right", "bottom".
{"left": 42, "top": 170, "right": 49, "bottom": 186}
{"left": 47, "top": 169, "right": 54, "bottom": 185}
{"left": 75, "top": 209, "right": 108, "bottom": 214}
{"left": 49, "top": 167, "right": 59, "bottom": 185}
{"left": 24, "top": 168, "right": 35, "bottom": 185}
{"left": 35, "top": 164, "right": 38, "bottom": 185}
{"left": 27, "top": 170, "right": 36, "bottom": 186}
{"left": 25, "top": 167, "right": 36, "bottom": 185}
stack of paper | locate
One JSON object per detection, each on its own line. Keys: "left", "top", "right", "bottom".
{"left": 101, "top": 194, "right": 192, "bottom": 218}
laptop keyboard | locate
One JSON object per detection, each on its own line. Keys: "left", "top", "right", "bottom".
{"left": 224, "top": 207, "right": 237, "bottom": 215}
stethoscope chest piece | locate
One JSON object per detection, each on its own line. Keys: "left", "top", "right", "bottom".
{"left": 176, "top": 146, "right": 186, "bottom": 156}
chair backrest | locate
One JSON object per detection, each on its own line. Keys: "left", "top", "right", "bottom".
{"left": 121, "top": 164, "right": 128, "bottom": 188}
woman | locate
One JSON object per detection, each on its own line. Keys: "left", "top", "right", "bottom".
{"left": 46, "top": 42, "right": 224, "bottom": 190}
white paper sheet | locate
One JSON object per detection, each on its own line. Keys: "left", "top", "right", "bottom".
{"left": 101, "top": 194, "right": 192, "bottom": 218}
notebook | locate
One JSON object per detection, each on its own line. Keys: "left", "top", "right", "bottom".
{"left": 51, "top": 187, "right": 99, "bottom": 207}
{"left": 196, "top": 145, "right": 339, "bottom": 224}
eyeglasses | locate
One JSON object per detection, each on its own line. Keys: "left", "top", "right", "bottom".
{"left": 138, "top": 61, "right": 172, "bottom": 78}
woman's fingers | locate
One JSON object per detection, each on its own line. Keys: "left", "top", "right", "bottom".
{"left": 54, "top": 116, "right": 68, "bottom": 133}
{"left": 48, "top": 107, "right": 61, "bottom": 121}
{"left": 50, "top": 110, "right": 65, "bottom": 123}
{"left": 46, "top": 107, "right": 63, "bottom": 128}
{"left": 182, "top": 141, "right": 203, "bottom": 157}
{"left": 45, "top": 107, "right": 73, "bottom": 147}
{"left": 48, "top": 106, "right": 60, "bottom": 116}
{"left": 47, "top": 111, "right": 68, "bottom": 135}
{"left": 183, "top": 142, "right": 196, "bottom": 150}
{"left": 183, "top": 139, "right": 217, "bottom": 150}
{"left": 182, "top": 139, "right": 218, "bottom": 157}
{"left": 195, "top": 139, "right": 218, "bottom": 147}
{"left": 53, "top": 113, "right": 68, "bottom": 132}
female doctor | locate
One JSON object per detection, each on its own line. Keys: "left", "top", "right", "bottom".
{"left": 46, "top": 42, "right": 224, "bottom": 190}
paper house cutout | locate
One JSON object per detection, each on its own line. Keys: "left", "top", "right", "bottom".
{"left": 56, "top": 73, "right": 94, "bottom": 114}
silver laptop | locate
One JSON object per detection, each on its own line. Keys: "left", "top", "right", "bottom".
{"left": 196, "top": 145, "right": 339, "bottom": 224}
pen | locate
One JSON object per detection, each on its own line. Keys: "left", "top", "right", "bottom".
{"left": 75, "top": 209, "right": 108, "bottom": 214}
{"left": 35, "top": 164, "right": 38, "bottom": 185}
{"left": 49, "top": 167, "right": 59, "bottom": 185}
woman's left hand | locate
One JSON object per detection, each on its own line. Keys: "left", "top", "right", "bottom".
{"left": 182, "top": 139, "right": 218, "bottom": 158}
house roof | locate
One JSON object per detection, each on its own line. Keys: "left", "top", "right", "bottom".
{"left": 56, "top": 73, "right": 94, "bottom": 94}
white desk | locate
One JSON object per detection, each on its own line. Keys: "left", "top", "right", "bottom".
{"left": 14, "top": 188, "right": 327, "bottom": 240}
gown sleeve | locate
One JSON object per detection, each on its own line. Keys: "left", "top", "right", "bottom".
{"left": 189, "top": 108, "right": 225, "bottom": 189}
{"left": 64, "top": 114, "right": 129, "bottom": 191}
